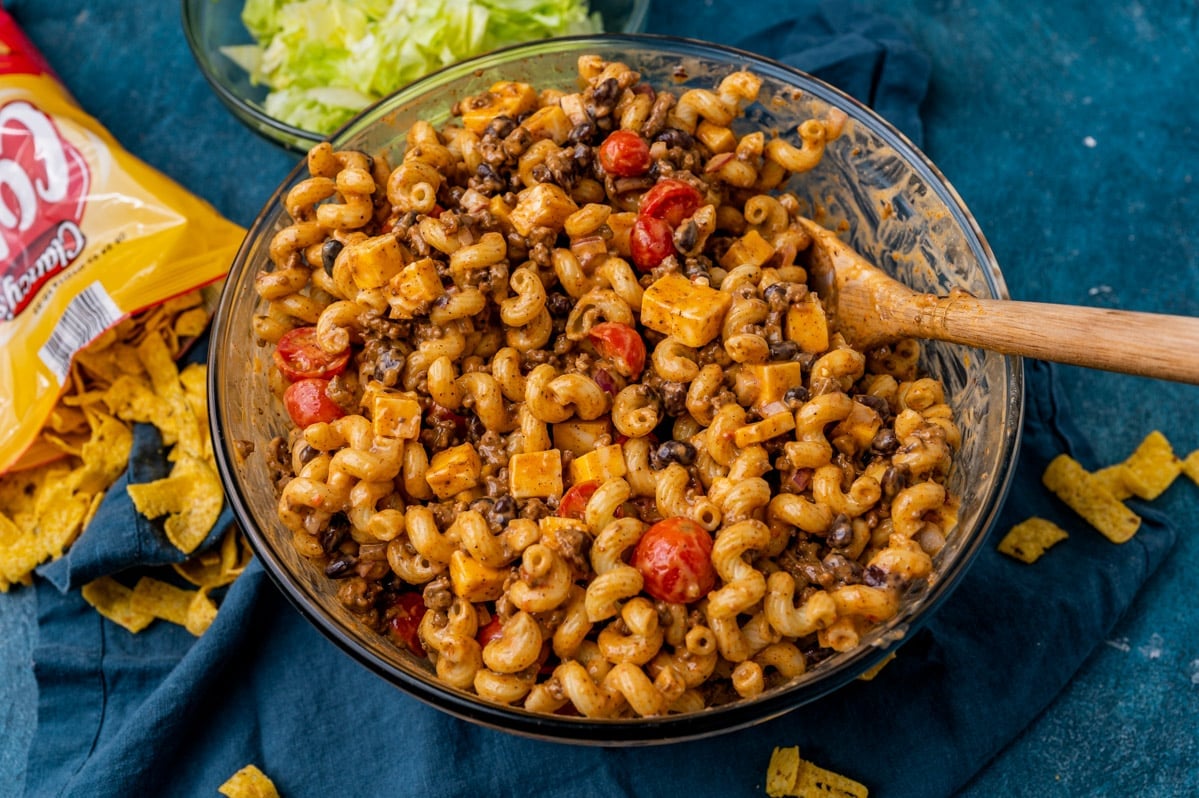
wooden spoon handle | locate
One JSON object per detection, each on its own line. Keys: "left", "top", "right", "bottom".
{"left": 901, "top": 294, "right": 1199, "bottom": 384}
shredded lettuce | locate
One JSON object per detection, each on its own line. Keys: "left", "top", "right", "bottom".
{"left": 228, "top": 0, "right": 603, "bottom": 135}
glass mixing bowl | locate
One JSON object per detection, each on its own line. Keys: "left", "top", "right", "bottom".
{"left": 208, "top": 34, "right": 1024, "bottom": 744}
{"left": 182, "top": 0, "right": 652, "bottom": 152}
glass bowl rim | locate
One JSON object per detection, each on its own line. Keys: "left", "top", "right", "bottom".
{"left": 209, "top": 31, "right": 1026, "bottom": 744}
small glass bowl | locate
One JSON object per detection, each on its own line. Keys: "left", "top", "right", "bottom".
{"left": 209, "top": 34, "right": 1024, "bottom": 744}
{"left": 181, "top": 0, "right": 652, "bottom": 152}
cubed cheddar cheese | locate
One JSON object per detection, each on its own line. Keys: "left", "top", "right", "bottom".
{"left": 786, "top": 294, "right": 830, "bottom": 353}
{"left": 718, "top": 229, "right": 775, "bottom": 270}
{"left": 553, "top": 419, "right": 613, "bottom": 457}
{"left": 509, "top": 449, "right": 564, "bottom": 499}
{"left": 696, "top": 120, "right": 737, "bottom": 153}
{"left": 733, "top": 411, "right": 796, "bottom": 447}
{"left": 386, "top": 257, "right": 443, "bottom": 318}
{"left": 832, "top": 400, "right": 882, "bottom": 452}
{"left": 569, "top": 443, "right": 627, "bottom": 485}
{"left": 372, "top": 394, "right": 422, "bottom": 440}
{"left": 640, "top": 273, "right": 732, "bottom": 348}
{"left": 521, "top": 105, "right": 572, "bottom": 145}
{"left": 460, "top": 81, "right": 538, "bottom": 135}
{"left": 347, "top": 233, "right": 404, "bottom": 289}
{"left": 735, "top": 361, "right": 804, "bottom": 413}
{"left": 508, "top": 183, "right": 578, "bottom": 237}
{"left": 425, "top": 443, "right": 482, "bottom": 499}
{"left": 449, "top": 550, "right": 506, "bottom": 602}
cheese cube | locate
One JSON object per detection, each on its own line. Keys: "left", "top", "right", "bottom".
{"left": 521, "top": 105, "right": 573, "bottom": 145}
{"left": 832, "top": 400, "right": 882, "bottom": 452}
{"left": 425, "top": 443, "right": 482, "bottom": 499}
{"left": 449, "top": 550, "right": 507, "bottom": 602}
{"left": 372, "top": 394, "right": 422, "bottom": 440}
{"left": 460, "top": 81, "right": 539, "bottom": 135}
{"left": 733, "top": 411, "right": 796, "bottom": 447}
{"left": 509, "top": 449, "right": 564, "bottom": 499}
{"left": 718, "top": 229, "right": 775, "bottom": 270}
{"left": 553, "top": 419, "right": 613, "bottom": 457}
{"left": 734, "top": 361, "right": 804, "bottom": 411}
{"left": 640, "top": 273, "right": 732, "bottom": 348}
{"left": 347, "top": 233, "right": 404, "bottom": 289}
{"left": 508, "top": 183, "right": 578, "bottom": 237}
{"left": 786, "top": 294, "right": 830, "bottom": 353}
{"left": 386, "top": 257, "right": 443, "bottom": 318}
{"left": 696, "top": 120, "right": 737, "bottom": 153}
{"left": 569, "top": 443, "right": 627, "bottom": 485}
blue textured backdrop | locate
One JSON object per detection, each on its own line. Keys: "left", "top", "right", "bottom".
{"left": 1, "top": 1, "right": 1197, "bottom": 796}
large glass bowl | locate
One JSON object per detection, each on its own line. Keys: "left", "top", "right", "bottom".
{"left": 181, "top": 0, "right": 652, "bottom": 152}
{"left": 208, "top": 34, "right": 1024, "bottom": 744}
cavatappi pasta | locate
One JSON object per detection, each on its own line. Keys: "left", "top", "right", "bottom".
{"left": 255, "top": 56, "right": 960, "bottom": 717}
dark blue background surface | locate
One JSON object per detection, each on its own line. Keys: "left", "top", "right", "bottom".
{"left": 1, "top": 1, "right": 1197, "bottom": 796}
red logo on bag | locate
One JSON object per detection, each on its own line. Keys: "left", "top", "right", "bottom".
{"left": 0, "top": 100, "right": 90, "bottom": 321}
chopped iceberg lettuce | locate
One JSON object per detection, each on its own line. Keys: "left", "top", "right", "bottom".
{"left": 226, "top": 0, "right": 603, "bottom": 135}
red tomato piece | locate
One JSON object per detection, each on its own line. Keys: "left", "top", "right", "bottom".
{"left": 631, "top": 517, "right": 717, "bottom": 604}
{"left": 388, "top": 592, "right": 427, "bottom": 656}
{"left": 558, "top": 480, "right": 600, "bottom": 519}
{"left": 587, "top": 321, "right": 647, "bottom": 379}
{"left": 273, "top": 326, "right": 350, "bottom": 383}
{"left": 639, "top": 178, "right": 703, "bottom": 227}
{"left": 630, "top": 215, "right": 676, "bottom": 272}
{"left": 283, "top": 378, "right": 345, "bottom": 427}
{"left": 477, "top": 615, "right": 505, "bottom": 648}
{"left": 598, "top": 129, "right": 651, "bottom": 177}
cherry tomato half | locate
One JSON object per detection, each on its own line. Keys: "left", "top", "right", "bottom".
{"left": 587, "top": 321, "right": 647, "bottom": 379}
{"left": 630, "top": 215, "right": 676, "bottom": 272}
{"left": 598, "top": 129, "right": 652, "bottom": 178}
{"left": 388, "top": 592, "right": 427, "bottom": 656}
{"left": 558, "top": 480, "right": 600, "bottom": 519}
{"left": 273, "top": 326, "right": 350, "bottom": 383}
{"left": 477, "top": 615, "right": 505, "bottom": 648}
{"left": 283, "top": 378, "right": 345, "bottom": 427}
{"left": 631, "top": 517, "right": 717, "bottom": 604}
{"left": 638, "top": 178, "right": 704, "bottom": 227}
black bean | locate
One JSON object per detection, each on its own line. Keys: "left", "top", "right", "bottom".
{"left": 324, "top": 556, "right": 356, "bottom": 579}
{"left": 769, "top": 340, "right": 800, "bottom": 361}
{"left": 881, "top": 465, "right": 907, "bottom": 498}
{"left": 763, "top": 282, "right": 790, "bottom": 311}
{"left": 489, "top": 495, "right": 517, "bottom": 527}
{"left": 872, "top": 428, "right": 900, "bottom": 456}
{"left": 856, "top": 394, "right": 892, "bottom": 419}
{"left": 826, "top": 514, "right": 854, "bottom": 549}
{"left": 567, "top": 122, "right": 596, "bottom": 144}
{"left": 654, "top": 127, "right": 693, "bottom": 149}
{"left": 655, "top": 440, "right": 696, "bottom": 467}
{"left": 546, "top": 292, "right": 573, "bottom": 317}
{"left": 783, "top": 385, "right": 810, "bottom": 408}
{"left": 660, "top": 381, "right": 688, "bottom": 417}
{"left": 484, "top": 115, "right": 517, "bottom": 139}
{"left": 321, "top": 239, "right": 343, "bottom": 275}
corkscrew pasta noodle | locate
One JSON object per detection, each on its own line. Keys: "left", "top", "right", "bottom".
{"left": 254, "top": 56, "right": 962, "bottom": 718}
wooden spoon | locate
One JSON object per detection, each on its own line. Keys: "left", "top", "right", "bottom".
{"left": 796, "top": 217, "right": 1199, "bottom": 384}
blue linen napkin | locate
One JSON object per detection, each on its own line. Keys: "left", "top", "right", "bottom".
{"left": 14, "top": 5, "right": 1179, "bottom": 798}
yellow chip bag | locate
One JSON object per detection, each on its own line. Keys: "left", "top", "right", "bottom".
{"left": 218, "top": 765, "right": 281, "bottom": 798}
{"left": 997, "top": 517, "right": 1069, "bottom": 564}
{"left": 0, "top": 12, "right": 244, "bottom": 475}
{"left": 1042, "top": 454, "right": 1141, "bottom": 544}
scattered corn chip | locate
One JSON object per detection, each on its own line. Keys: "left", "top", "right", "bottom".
{"left": 1042, "top": 454, "right": 1141, "bottom": 543}
{"left": 997, "top": 517, "right": 1069, "bottom": 564}
{"left": 218, "top": 764, "right": 280, "bottom": 798}
{"left": 1119, "top": 430, "right": 1182, "bottom": 500}
{"left": 185, "top": 588, "right": 220, "bottom": 636}
{"left": 81, "top": 576, "right": 155, "bottom": 633}
{"left": 856, "top": 652, "right": 896, "bottom": 681}
{"left": 1090, "top": 465, "right": 1132, "bottom": 501}
{"left": 130, "top": 576, "right": 195, "bottom": 627}
{"left": 1184, "top": 449, "right": 1199, "bottom": 485}
{"left": 766, "top": 747, "right": 869, "bottom": 798}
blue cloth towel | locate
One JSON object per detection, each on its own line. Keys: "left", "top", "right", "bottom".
{"left": 12, "top": 2, "right": 1178, "bottom": 797}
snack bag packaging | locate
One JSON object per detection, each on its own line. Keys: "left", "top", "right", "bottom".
{"left": 0, "top": 10, "right": 245, "bottom": 474}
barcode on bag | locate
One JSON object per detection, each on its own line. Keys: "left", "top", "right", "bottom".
{"left": 38, "top": 282, "right": 123, "bottom": 382}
